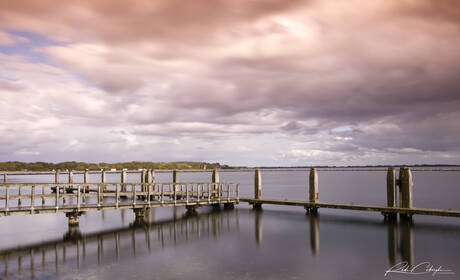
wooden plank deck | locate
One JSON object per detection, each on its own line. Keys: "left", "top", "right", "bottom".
{"left": 240, "top": 198, "right": 460, "bottom": 217}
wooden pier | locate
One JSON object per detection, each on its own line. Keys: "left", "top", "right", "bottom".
{"left": 244, "top": 167, "right": 460, "bottom": 219}
{"left": 0, "top": 169, "right": 239, "bottom": 226}
{"left": 1, "top": 166, "right": 459, "bottom": 227}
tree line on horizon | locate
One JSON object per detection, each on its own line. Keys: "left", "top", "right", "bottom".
{"left": 0, "top": 161, "right": 234, "bottom": 171}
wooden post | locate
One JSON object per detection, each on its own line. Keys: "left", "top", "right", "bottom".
{"left": 307, "top": 168, "right": 318, "bottom": 213}
{"left": 309, "top": 168, "right": 318, "bottom": 203}
{"left": 385, "top": 167, "right": 397, "bottom": 219}
{"left": 84, "top": 169, "right": 89, "bottom": 192}
{"left": 141, "top": 169, "right": 147, "bottom": 192}
{"left": 3, "top": 173, "right": 6, "bottom": 183}
{"left": 386, "top": 168, "right": 396, "bottom": 207}
{"left": 400, "top": 167, "right": 413, "bottom": 219}
{"left": 146, "top": 169, "right": 153, "bottom": 201}
{"left": 68, "top": 171, "right": 73, "bottom": 194}
{"left": 212, "top": 169, "right": 219, "bottom": 200}
{"left": 173, "top": 169, "right": 178, "bottom": 196}
{"left": 101, "top": 170, "right": 106, "bottom": 191}
{"left": 253, "top": 169, "right": 262, "bottom": 209}
{"left": 121, "top": 170, "right": 126, "bottom": 192}
{"left": 254, "top": 169, "right": 261, "bottom": 199}
{"left": 55, "top": 170, "right": 60, "bottom": 184}
{"left": 173, "top": 169, "right": 178, "bottom": 183}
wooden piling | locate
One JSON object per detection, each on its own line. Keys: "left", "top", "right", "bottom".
{"left": 173, "top": 170, "right": 178, "bottom": 183}
{"left": 386, "top": 168, "right": 396, "bottom": 207}
{"left": 101, "top": 170, "right": 106, "bottom": 191}
{"left": 254, "top": 169, "right": 261, "bottom": 199}
{"left": 84, "top": 169, "right": 89, "bottom": 192}
{"left": 55, "top": 170, "right": 60, "bottom": 184}
{"left": 400, "top": 167, "right": 413, "bottom": 219}
{"left": 141, "top": 169, "right": 147, "bottom": 192}
{"left": 3, "top": 173, "right": 6, "bottom": 183}
{"left": 253, "top": 169, "right": 262, "bottom": 209}
{"left": 212, "top": 169, "right": 219, "bottom": 200}
{"left": 307, "top": 168, "right": 318, "bottom": 213}
{"left": 309, "top": 168, "right": 318, "bottom": 203}
{"left": 385, "top": 168, "right": 397, "bottom": 219}
{"left": 68, "top": 171, "right": 73, "bottom": 185}
{"left": 121, "top": 170, "right": 127, "bottom": 192}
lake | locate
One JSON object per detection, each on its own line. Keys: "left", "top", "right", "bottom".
{"left": 0, "top": 170, "right": 459, "bottom": 279}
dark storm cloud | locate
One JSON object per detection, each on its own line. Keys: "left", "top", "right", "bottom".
{"left": 0, "top": 0, "right": 459, "bottom": 164}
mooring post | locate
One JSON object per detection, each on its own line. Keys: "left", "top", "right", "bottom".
{"left": 173, "top": 169, "right": 178, "bottom": 196}
{"left": 399, "top": 167, "right": 413, "bottom": 219}
{"left": 53, "top": 170, "right": 60, "bottom": 193}
{"left": 66, "top": 170, "right": 73, "bottom": 194}
{"left": 121, "top": 170, "right": 127, "bottom": 192}
{"left": 307, "top": 168, "right": 318, "bottom": 213}
{"left": 385, "top": 167, "right": 397, "bottom": 220}
{"left": 84, "top": 169, "right": 89, "bottom": 192}
{"left": 145, "top": 169, "right": 153, "bottom": 200}
{"left": 55, "top": 170, "right": 60, "bottom": 184}
{"left": 101, "top": 170, "right": 106, "bottom": 191}
{"left": 212, "top": 169, "right": 219, "bottom": 200}
{"left": 141, "top": 169, "right": 147, "bottom": 193}
{"left": 3, "top": 172, "right": 6, "bottom": 183}
{"left": 253, "top": 169, "right": 262, "bottom": 209}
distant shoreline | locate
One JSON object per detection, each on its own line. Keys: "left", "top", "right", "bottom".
{"left": 0, "top": 161, "right": 458, "bottom": 172}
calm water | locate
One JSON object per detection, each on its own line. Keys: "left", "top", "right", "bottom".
{"left": 0, "top": 170, "right": 459, "bottom": 279}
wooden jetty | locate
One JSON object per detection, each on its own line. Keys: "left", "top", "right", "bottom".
{"left": 245, "top": 167, "right": 460, "bottom": 219}
{"left": 1, "top": 167, "right": 459, "bottom": 227}
{"left": 0, "top": 169, "right": 239, "bottom": 225}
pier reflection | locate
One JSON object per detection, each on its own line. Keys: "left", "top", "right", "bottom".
{"left": 253, "top": 210, "right": 418, "bottom": 265}
{"left": 0, "top": 208, "right": 239, "bottom": 279}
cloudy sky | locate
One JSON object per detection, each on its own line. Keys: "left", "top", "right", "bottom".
{"left": 0, "top": 0, "right": 459, "bottom": 166}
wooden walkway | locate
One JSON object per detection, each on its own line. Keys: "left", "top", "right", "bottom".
{"left": 0, "top": 182, "right": 239, "bottom": 223}
{"left": 240, "top": 198, "right": 460, "bottom": 217}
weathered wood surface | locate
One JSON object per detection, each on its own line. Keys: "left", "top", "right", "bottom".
{"left": 239, "top": 198, "right": 460, "bottom": 217}
{"left": 0, "top": 183, "right": 239, "bottom": 217}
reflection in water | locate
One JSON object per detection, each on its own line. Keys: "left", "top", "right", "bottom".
{"left": 385, "top": 219, "right": 414, "bottom": 267}
{"left": 309, "top": 214, "right": 319, "bottom": 255}
{"left": 255, "top": 210, "right": 262, "bottom": 246}
{"left": 0, "top": 208, "right": 239, "bottom": 279}
{"left": 253, "top": 210, "right": 415, "bottom": 266}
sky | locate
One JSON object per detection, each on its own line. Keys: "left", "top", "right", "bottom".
{"left": 0, "top": 0, "right": 459, "bottom": 166}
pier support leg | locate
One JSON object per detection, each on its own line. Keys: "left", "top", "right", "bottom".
{"left": 133, "top": 208, "right": 146, "bottom": 224}
{"left": 186, "top": 205, "right": 199, "bottom": 214}
{"left": 252, "top": 203, "right": 262, "bottom": 210}
{"left": 66, "top": 211, "right": 82, "bottom": 226}
{"left": 223, "top": 203, "right": 234, "bottom": 209}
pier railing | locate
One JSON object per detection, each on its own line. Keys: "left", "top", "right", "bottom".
{"left": 0, "top": 182, "right": 239, "bottom": 217}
